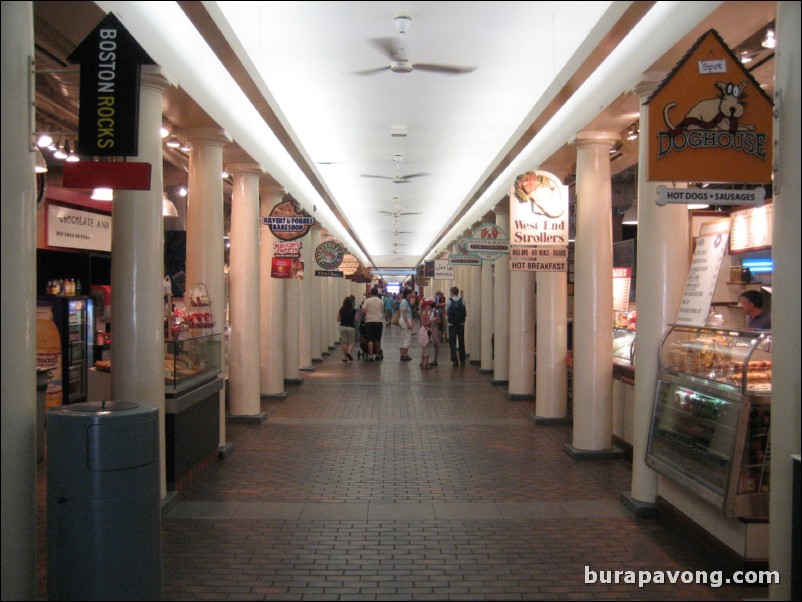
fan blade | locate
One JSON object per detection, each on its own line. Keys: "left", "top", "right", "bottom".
{"left": 414, "top": 63, "right": 477, "bottom": 75}
{"left": 400, "top": 172, "right": 428, "bottom": 180}
{"left": 361, "top": 174, "right": 394, "bottom": 180}
{"left": 367, "top": 37, "right": 397, "bottom": 60}
{"left": 352, "top": 66, "right": 391, "bottom": 76}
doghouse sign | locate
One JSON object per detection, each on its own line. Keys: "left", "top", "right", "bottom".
{"left": 646, "top": 30, "right": 773, "bottom": 184}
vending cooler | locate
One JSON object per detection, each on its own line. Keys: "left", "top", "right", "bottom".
{"left": 37, "top": 296, "right": 93, "bottom": 406}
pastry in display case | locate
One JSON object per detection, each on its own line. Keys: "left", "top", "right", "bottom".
{"left": 183, "top": 282, "right": 215, "bottom": 333}
{"left": 165, "top": 333, "right": 222, "bottom": 394}
{"left": 646, "top": 324, "right": 771, "bottom": 518}
{"left": 613, "top": 327, "right": 636, "bottom": 366}
{"left": 658, "top": 323, "right": 771, "bottom": 394}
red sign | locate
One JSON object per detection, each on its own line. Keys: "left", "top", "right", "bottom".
{"left": 62, "top": 161, "right": 152, "bottom": 190}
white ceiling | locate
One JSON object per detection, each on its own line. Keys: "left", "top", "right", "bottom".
{"left": 37, "top": 1, "right": 778, "bottom": 271}
{"left": 211, "top": 1, "right": 617, "bottom": 267}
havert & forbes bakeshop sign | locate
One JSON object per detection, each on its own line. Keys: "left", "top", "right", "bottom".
{"left": 646, "top": 30, "right": 773, "bottom": 184}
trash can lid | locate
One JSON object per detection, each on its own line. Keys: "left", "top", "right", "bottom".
{"left": 67, "top": 400, "right": 140, "bottom": 412}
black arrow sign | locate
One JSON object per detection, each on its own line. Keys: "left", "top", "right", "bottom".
{"left": 68, "top": 13, "right": 155, "bottom": 157}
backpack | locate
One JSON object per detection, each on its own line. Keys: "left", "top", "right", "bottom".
{"left": 447, "top": 298, "right": 466, "bottom": 324}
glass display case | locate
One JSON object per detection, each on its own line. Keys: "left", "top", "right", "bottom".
{"left": 646, "top": 324, "right": 771, "bottom": 518}
{"left": 613, "top": 327, "right": 636, "bottom": 366}
{"left": 165, "top": 333, "right": 222, "bottom": 395}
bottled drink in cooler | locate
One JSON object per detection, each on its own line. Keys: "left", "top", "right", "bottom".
{"left": 36, "top": 304, "right": 63, "bottom": 409}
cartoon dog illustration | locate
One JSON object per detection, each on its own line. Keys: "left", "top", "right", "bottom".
{"left": 663, "top": 81, "right": 755, "bottom": 136}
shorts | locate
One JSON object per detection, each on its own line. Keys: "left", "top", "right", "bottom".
{"left": 339, "top": 325, "right": 355, "bottom": 344}
{"left": 364, "top": 321, "right": 383, "bottom": 344}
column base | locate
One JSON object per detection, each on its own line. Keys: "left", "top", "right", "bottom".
{"left": 619, "top": 491, "right": 657, "bottom": 517}
{"left": 530, "top": 415, "right": 572, "bottom": 425}
{"left": 160, "top": 490, "right": 181, "bottom": 516}
{"left": 227, "top": 412, "right": 267, "bottom": 425}
{"left": 284, "top": 377, "right": 304, "bottom": 385}
{"left": 261, "top": 392, "right": 288, "bottom": 401}
{"left": 299, "top": 366, "right": 316, "bottom": 372}
{"left": 563, "top": 443, "right": 625, "bottom": 460}
{"left": 479, "top": 368, "right": 493, "bottom": 374}
{"left": 491, "top": 379, "right": 509, "bottom": 386}
{"left": 508, "top": 392, "right": 535, "bottom": 401}
{"left": 329, "top": 345, "right": 338, "bottom": 350}
{"left": 321, "top": 351, "right": 331, "bottom": 357}
{"left": 218, "top": 442, "right": 234, "bottom": 458}
{"left": 312, "top": 357, "right": 324, "bottom": 363}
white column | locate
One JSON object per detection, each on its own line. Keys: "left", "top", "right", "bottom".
{"left": 1, "top": 4, "right": 36, "bottom": 598}
{"left": 228, "top": 165, "right": 263, "bottom": 418}
{"left": 284, "top": 257, "right": 302, "bottom": 383}
{"left": 493, "top": 202, "right": 511, "bottom": 384}
{"left": 508, "top": 269, "right": 535, "bottom": 399}
{"left": 259, "top": 190, "right": 286, "bottom": 397}
{"left": 570, "top": 131, "right": 619, "bottom": 454}
{"left": 310, "top": 225, "right": 323, "bottom": 362}
{"left": 467, "top": 249, "right": 481, "bottom": 363}
{"left": 770, "top": 4, "right": 801, "bottom": 599}
{"left": 626, "top": 75, "right": 689, "bottom": 508}
{"left": 111, "top": 68, "right": 170, "bottom": 494}
{"left": 480, "top": 258, "right": 494, "bottom": 373}
{"left": 535, "top": 271, "right": 568, "bottom": 419}
{"left": 299, "top": 230, "right": 314, "bottom": 370}
{"left": 315, "top": 229, "right": 331, "bottom": 357}
{"left": 185, "top": 126, "right": 229, "bottom": 451}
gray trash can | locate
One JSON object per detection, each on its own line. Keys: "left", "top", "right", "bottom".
{"left": 47, "top": 401, "right": 161, "bottom": 601}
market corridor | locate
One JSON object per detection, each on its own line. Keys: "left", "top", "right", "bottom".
{"left": 40, "top": 326, "right": 767, "bottom": 600}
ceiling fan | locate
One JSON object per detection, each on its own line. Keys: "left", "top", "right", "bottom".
{"left": 362, "top": 153, "right": 428, "bottom": 184}
{"left": 356, "top": 14, "right": 477, "bottom": 76}
{"left": 377, "top": 208, "right": 422, "bottom": 216}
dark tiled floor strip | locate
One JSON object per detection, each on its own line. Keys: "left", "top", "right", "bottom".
{"left": 39, "top": 327, "right": 767, "bottom": 600}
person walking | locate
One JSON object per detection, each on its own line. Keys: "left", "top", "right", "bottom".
{"left": 336, "top": 296, "right": 358, "bottom": 362}
{"left": 361, "top": 287, "right": 385, "bottom": 361}
{"left": 398, "top": 289, "right": 416, "bottom": 361}
{"left": 384, "top": 292, "right": 394, "bottom": 325}
{"left": 429, "top": 292, "right": 444, "bottom": 367}
{"left": 417, "top": 297, "right": 436, "bottom": 368}
{"left": 446, "top": 286, "right": 467, "bottom": 367}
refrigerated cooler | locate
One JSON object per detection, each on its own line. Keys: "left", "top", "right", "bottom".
{"left": 36, "top": 296, "right": 93, "bottom": 406}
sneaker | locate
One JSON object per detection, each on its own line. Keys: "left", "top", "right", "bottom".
{"left": 347, "top": 353, "right": 353, "bottom": 361}
{"left": 367, "top": 356, "right": 374, "bottom": 362}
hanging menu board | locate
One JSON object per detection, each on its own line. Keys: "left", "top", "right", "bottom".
{"left": 730, "top": 203, "right": 772, "bottom": 253}
{"left": 677, "top": 218, "right": 731, "bottom": 326}
{"left": 613, "top": 267, "right": 632, "bottom": 312}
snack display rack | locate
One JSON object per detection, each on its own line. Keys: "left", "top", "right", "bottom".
{"left": 646, "top": 324, "right": 771, "bottom": 518}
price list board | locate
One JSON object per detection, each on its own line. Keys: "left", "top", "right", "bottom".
{"left": 677, "top": 218, "right": 731, "bottom": 326}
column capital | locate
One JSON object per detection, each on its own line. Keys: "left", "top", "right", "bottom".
{"left": 185, "top": 127, "right": 230, "bottom": 147}
{"left": 632, "top": 72, "right": 666, "bottom": 103}
{"left": 140, "top": 65, "right": 171, "bottom": 94}
{"left": 493, "top": 197, "right": 510, "bottom": 215}
{"left": 572, "top": 131, "right": 620, "bottom": 149}
{"left": 228, "top": 163, "right": 263, "bottom": 177}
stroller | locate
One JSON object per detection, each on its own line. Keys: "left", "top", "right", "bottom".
{"left": 356, "top": 321, "right": 383, "bottom": 361}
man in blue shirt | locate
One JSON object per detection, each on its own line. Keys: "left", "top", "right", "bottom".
{"left": 739, "top": 290, "right": 771, "bottom": 330}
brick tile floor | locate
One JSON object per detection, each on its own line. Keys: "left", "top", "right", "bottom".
{"left": 38, "top": 327, "right": 768, "bottom": 600}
